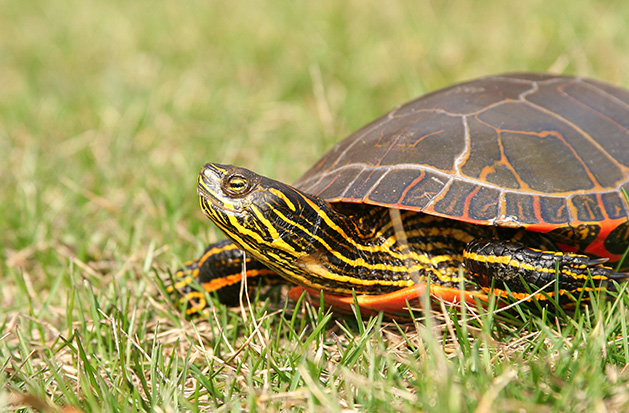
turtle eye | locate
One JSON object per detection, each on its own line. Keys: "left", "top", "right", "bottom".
{"left": 223, "top": 174, "right": 251, "bottom": 196}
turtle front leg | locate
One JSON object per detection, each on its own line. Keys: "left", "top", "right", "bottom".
{"left": 168, "top": 239, "right": 277, "bottom": 314}
{"left": 463, "top": 238, "right": 627, "bottom": 303}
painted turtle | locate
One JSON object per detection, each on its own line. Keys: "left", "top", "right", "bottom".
{"left": 169, "top": 73, "right": 629, "bottom": 316}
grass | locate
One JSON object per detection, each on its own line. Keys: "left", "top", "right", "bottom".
{"left": 1, "top": 0, "right": 629, "bottom": 411}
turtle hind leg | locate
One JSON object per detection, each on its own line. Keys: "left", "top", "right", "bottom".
{"left": 463, "top": 238, "right": 627, "bottom": 302}
{"left": 168, "top": 239, "right": 277, "bottom": 314}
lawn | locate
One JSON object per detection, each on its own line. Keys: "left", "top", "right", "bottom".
{"left": 1, "top": 0, "right": 629, "bottom": 411}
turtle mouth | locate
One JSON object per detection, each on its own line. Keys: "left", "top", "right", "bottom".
{"left": 197, "top": 184, "right": 241, "bottom": 215}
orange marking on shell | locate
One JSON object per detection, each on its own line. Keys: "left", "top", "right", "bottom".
{"left": 288, "top": 284, "right": 490, "bottom": 315}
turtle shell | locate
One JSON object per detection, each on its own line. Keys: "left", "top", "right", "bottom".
{"left": 295, "top": 73, "right": 629, "bottom": 261}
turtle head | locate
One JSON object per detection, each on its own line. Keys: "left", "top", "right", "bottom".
{"left": 197, "top": 163, "right": 321, "bottom": 251}
{"left": 198, "top": 162, "right": 348, "bottom": 289}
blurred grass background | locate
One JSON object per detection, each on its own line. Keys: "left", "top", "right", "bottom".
{"left": 1, "top": 0, "right": 629, "bottom": 410}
